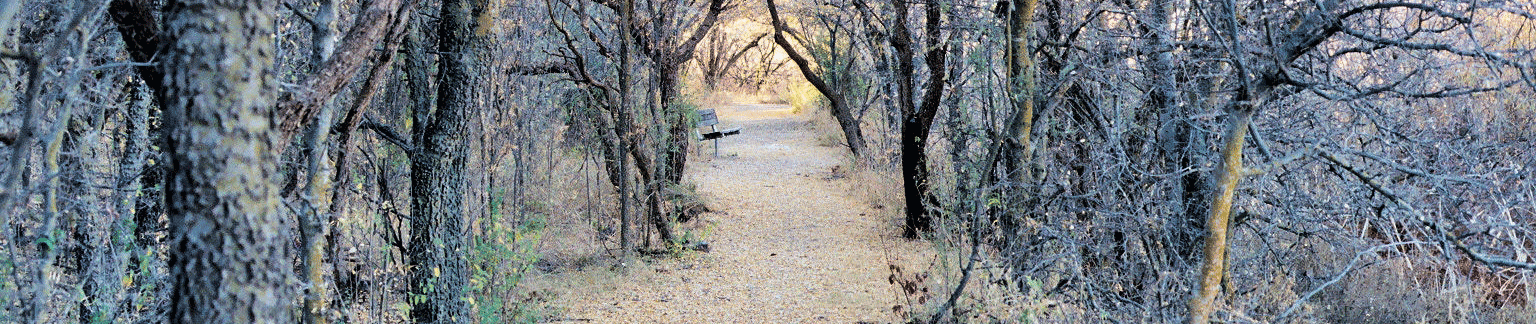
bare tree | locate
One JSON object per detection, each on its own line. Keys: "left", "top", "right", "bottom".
{"left": 892, "top": 0, "right": 948, "bottom": 238}
{"left": 766, "top": 0, "right": 870, "bottom": 157}
{"left": 697, "top": 31, "right": 767, "bottom": 91}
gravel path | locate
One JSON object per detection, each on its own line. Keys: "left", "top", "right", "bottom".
{"left": 542, "top": 103, "right": 917, "bottom": 323}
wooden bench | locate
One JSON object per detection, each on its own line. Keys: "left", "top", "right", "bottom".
{"left": 695, "top": 109, "right": 740, "bottom": 156}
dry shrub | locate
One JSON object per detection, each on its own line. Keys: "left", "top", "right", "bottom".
{"left": 749, "top": 92, "right": 790, "bottom": 105}
{"left": 919, "top": 247, "right": 1087, "bottom": 323}
{"left": 1493, "top": 301, "right": 1536, "bottom": 323}
{"left": 1315, "top": 259, "right": 1450, "bottom": 324}
{"left": 1225, "top": 231, "right": 1536, "bottom": 324}
{"left": 525, "top": 149, "right": 621, "bottom": 272}
{"left": 845, "top": 163, "right": 902, "bottom": 214}
{"left": 798, "top": 103, "right": 866, "bottom": 152}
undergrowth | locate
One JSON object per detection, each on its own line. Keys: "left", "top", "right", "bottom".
{"left": 469, "top": 191, "right": 550, "bottom": 323}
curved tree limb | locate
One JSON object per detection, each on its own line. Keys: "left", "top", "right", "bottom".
{"left": 274, "top": 0, "right": 413, "bottom": 152}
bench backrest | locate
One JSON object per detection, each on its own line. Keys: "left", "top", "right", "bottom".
{"left": 697, "top": 109, "right": 719, "bottom": 127}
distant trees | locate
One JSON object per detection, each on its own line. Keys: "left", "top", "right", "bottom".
{"left": 697, "top": 31, "right": 767, "bottom": 91}
{"left": 541, "top": 0, "right": 737, "bottom": 249}
{"left": 634, "top": 0, "right": 730, "bottom": 188}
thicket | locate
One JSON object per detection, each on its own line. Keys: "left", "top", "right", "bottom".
{"left": 1, "top": 0, "right": 1534, "bottom": 323}
{"left": 767, "top": 0, "right": 1536, "bottom": 322}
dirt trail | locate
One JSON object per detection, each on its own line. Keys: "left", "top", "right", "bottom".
{"left": 540, "top": 103, "right": 920, "bottom": 323}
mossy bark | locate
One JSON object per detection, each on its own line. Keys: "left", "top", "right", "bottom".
{"left": 1007, "top": 0, "right": 1038, "bottom": 184}
{"left": 161, "top": 0, "right": 291, "bottom": 322}
{"left": 1187, "top": 107, "right": 1253, "bottom": 324}
{"left": 407, "top": 0, "right": 491, "bottom": 322}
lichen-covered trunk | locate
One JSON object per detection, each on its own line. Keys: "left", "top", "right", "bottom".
{"left": 1007, "top": 0, "right": 1038, "bottom": 185}
{"left": 161, "top": 0, "right": 292, "bottom": 322}
{"left": 1187, "top": 107, "right": 1253, "bottom": 324}
{"left": 406, "top": 0, "right": 487, "bottom": 322}
{"left": 299, "top": 3, "right": 339, "bottom": 322}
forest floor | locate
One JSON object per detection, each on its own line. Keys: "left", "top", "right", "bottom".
{"left": 523, "top": 103, "right": 934, "bottom": 323}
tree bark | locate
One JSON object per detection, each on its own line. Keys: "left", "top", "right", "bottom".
{"left": 161, "top": 0, "right": 292, "bottom": 322}
{"left": 618, "top": 0, "right": 636, "bottom": 254}
{"left": 108, "top": 0, "right": 165, "bottom": 101}
{"left": 407, "top": 0, "right": 489, "bottom": 322}
{"left": 299, "top": 1, "right": 339, "bottom": 323}
{"left": 1187, "top": 105, "right": 1252, "bottom": 324}
{"left": 1187, "top": 1, "right": 1340, "bottom": 321}
{"left": 1006, "top": 0, "right": 1038, "bottom": 184}
{"left": 273, "top": 0, "right": 406, "bottom": 152}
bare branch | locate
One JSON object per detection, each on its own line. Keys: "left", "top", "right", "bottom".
{"left": 359, "top": 116, "right": 414, "bottom": 153}
{"left": 274, "top": 0, "right": 416, "bottom": 152}
{"left": 1344, "top": 148, "right": 1487, "bottom": 187}
{"left": 1338, "top": 24, "right": 1526, "bottom": 68}
{"left": 283, "top": 1, "right": 320, "bottom": 30}
{"left": 506, "top": 62, "right": 574, "bottom": 76}
{"left": 1339, "top": 2, "right": 1472, "bottom": 24}
{"left": 1318, "top": 148, "right": 1536, "bottom": 272}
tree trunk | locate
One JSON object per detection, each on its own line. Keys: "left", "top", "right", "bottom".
{"left": 617, "top": 0, "right": 636, "bottom": 255}
{"left": 299, "top": 2, "right": 339, "bottom": 323}
{"left": 1188, "top": 0, "right": 1288, "bottom": 319}
{"left": 1139, "top": 0, "right": 1205, "bottom": 262}
{"left": 326, "top": 0, "right": 414, "bottom": 305}
{"left": 1006, "top": 0, "right": 1038, "bottom": 184}
{"left": 406, "top": 0, "right": 488, "bottom": 322}
{"left": 650, "top": 0, "right": 726, "bottom": 185}
{"left": 699, "top": 32, "right": 764, "bottom": 92}
{"left": 161, "top": 0, "right": 292, "bottom": 322}
{"left": 895, "top": 0, "right": 948, "bottom": 239}
{"left": 656, "top": 64, "right": 689, "bottom": 185}
{"left": 1187, "top": 106, "right": 1253, "bottom": 324}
